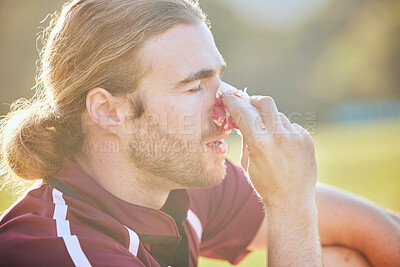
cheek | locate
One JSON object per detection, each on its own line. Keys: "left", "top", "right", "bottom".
{"left": 152, "top": 97, "right": 203, "bottom": 135}
{"left": 148, "top": 93, "right": 215, "bottom": 137}
{"left": 200, "top": 95, "right": 217, "bottom": 134}
{"left": 179, "top": 101, "right": 205, "bottom": 136}
{"left": 187, "top": 91, "right": 218, "bottom": 134}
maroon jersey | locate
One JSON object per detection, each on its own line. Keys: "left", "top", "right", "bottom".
{"left": 0, "top": 160, "right": 264, "bottom": 266}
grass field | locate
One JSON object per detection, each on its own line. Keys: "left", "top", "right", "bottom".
{"left": 1, "top": 121, "right": 399, "bottom": 266}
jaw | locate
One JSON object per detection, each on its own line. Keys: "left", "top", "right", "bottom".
{"left": 203, "top": 149, "right": 227, "bottom": 178}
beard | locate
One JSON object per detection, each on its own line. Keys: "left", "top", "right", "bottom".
{"left": 127, "top": 113, "right": 227, "bottom": 189}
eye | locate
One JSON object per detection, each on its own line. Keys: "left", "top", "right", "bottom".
{"left": 188, "top": 85, "right": 203, "bottom": 93}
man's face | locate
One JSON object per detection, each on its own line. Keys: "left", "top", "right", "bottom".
{"left": 124, "top": 22, "right": 229, "bottom": 189}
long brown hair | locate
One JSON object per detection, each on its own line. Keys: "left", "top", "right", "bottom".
{"left": 0, "top": 0, "right": 207, "bottom": 186}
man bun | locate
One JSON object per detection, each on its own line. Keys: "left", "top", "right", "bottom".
{"left": 1, "top": 100, "right": 62, "bottom": 181}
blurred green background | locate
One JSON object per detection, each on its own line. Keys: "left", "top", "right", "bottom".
{"left": 1, "top": 0, "right": 399, "bottom": 266}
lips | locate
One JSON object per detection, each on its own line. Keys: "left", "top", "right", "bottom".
{"left": 204, "top": 130, "right": 230, "bottom": 154}
{"left": 205, "top": 130, "right": 230, "bottom": 145}
{"left": 207, "top": 140, "right": 224, "bottom": 147}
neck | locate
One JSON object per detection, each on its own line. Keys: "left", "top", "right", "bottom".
{"left": 74, "top": 152, "right": 171, "bottom": 210}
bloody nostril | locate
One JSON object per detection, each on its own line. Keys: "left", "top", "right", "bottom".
{"left": 211, "top": 82, "right": 247, "bottom": 130}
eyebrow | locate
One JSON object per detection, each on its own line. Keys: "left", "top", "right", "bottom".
{"left": 175, "top": 62, "right": 227, "bottom": 88}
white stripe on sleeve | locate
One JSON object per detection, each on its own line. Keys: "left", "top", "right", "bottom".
{"left": 52, "top": 188, "right": 92, "bottom": 267}
{"left": 187, "top": 209, "right": 203, "bottom": 242}
{"left": 124, "top": 225, "right": 140, "bottom": 257}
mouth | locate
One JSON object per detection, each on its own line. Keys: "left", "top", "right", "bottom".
{"left": 205, "top": 131, "right": 231, "bottom": 154}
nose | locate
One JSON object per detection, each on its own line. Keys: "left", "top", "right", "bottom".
{"left": 218, "top": 81, "right": 240, "bottom": 93}
{"left": 207, "top": 79, "right": 223, "bottom": 113}
{"left": 210, "top": 76, "right": 222, "bottom": 96}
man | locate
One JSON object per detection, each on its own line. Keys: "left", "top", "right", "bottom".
{"left": 0, "top": 0, "right": 399, "bottom": 266}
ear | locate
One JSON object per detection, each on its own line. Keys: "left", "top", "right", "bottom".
{"left": 86, "top": 87, "right": 124, "bottom": 135}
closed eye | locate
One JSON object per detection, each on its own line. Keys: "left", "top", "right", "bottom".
{"left": 188, "top": 85, "right": 203, "bottom": 93}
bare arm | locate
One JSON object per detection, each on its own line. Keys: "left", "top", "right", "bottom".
{"left": 222, "top": 91, "right": 322, "bottom": 266}
{"left": 248, "top": 183, "right": 400, "bottom": 266}
{"left": 266, "top": 202, "right": 321, "bottom": 266}
{"left": 316, "top": 183, "right": 400, "bottom": 266}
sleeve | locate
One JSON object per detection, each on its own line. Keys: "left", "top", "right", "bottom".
{"left": 188, "top": 160, "right": 265, "bottom": 264}
{"left": 0, "top": 215, "right": 148, "bottom": 267}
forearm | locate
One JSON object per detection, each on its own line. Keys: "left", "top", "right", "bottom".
{"left": 266, "top": 201, "right": 323, "bottom": 267}
{"left": 316, "top": 184, "right": 400, "bottom": 266}
{"left": 249, "top": 184, "right": 400, "bottom": 266}
{"left": 322, "top": 245, "right": 371, "bottom": 267}
{"left": 352, "top": 207, "right": 400, "bottom": 266}
{"left": 221, "top": 92, "right": 322, "bottom": 266}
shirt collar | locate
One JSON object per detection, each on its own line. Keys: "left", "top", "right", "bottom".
{"left": 53, "top": 160, "right": 190, "bottom": 238}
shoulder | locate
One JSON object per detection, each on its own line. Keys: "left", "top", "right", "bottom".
{"left": 0, "top": 215, "right": 144, "bottom": 266}
{"left": 0, "top": 185, "right": 74, "bottom": 266}
{"left": 0, "top": 185, "right": 145, "bottom": 266}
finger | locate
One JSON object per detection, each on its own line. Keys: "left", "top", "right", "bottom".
{"left": 241, "top": 136, "right": 249, "bottom": 172}
{"left": 292, "top": 123, "right": 307, "bottom": 134}
{"left": 279, "top": 112, "right": 296, "bottom": 133}
{"left": 221, "top": 93, "right": 261, "bottom": 146}
{"left": 250, "top": 96, "right": 285, "bottom": 134}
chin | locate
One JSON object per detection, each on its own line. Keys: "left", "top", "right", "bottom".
{"left": 204, "top": 157, "right": 227, "bottom": 187}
